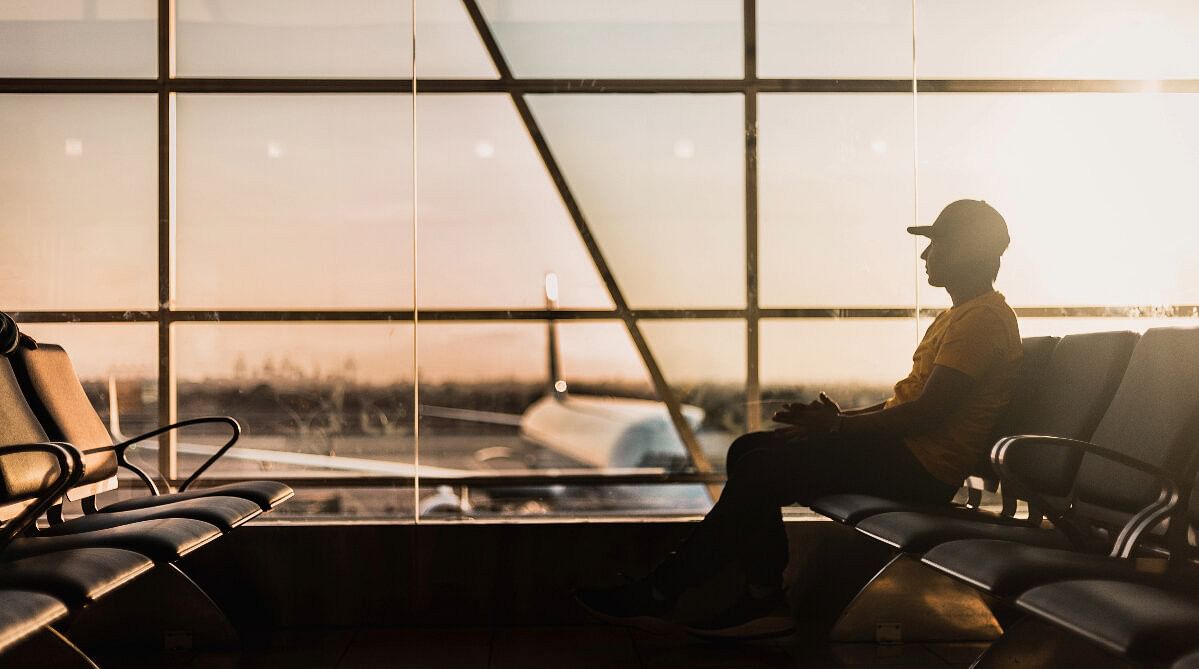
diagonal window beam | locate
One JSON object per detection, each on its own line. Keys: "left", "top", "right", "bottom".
{"left": 459, "top": 0, "right": 715, "bottom": 480}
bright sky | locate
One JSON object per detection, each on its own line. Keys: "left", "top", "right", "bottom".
{"left": 5, "top": 1, "right": 1199, "bottom": 386}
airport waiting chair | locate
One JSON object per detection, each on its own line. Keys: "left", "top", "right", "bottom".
{"left": 915, "top": 326, "right": 1199, "bottom": 600}
{"left": 10, "top": 336, "right": 293, "bottom": 525}
{"left": 852, "top": 329, "right": 1142, "bottom": 555}
{"left": 1014, "top": 579, "right": 1199, "bottom": 668}
{"left": 809, "top": 334, "right": 1065, "bottom": 526}
{"left": 0, "top": 589, "right": 67, "bottom": 655}
{"left": 0, "top": 430, "right": 154, "bottom": 663}
{"left": 820, "top": 331, "right": 1138, "bottom": 641}
{"left": 0, "top": 354, "right": 223, "bottom": 563}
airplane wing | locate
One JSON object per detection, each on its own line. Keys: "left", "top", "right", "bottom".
{"left": 419, "top": 404, "right": 523, "bottom": 427}
{"left": 166, "top": 441, "right": 475, "bottom": 477}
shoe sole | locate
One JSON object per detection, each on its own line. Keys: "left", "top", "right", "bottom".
{"left": 574, "top": 595, "right": 680, "bottom": 635}
{"left": 685, "top": 617, "right": 796, "bottom": 642}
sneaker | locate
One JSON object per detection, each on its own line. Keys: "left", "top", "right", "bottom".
{"left": 574, "top": 579, "right": 679, "bottom": 634}
{"left": 685, "top": 588, "right": 795, "bottom": 641}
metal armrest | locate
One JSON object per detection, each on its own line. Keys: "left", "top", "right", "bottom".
{"left": 113, "top": 416, "right": 241, "bottom": 494}
{"left": 0, "top": 442, "right": 81, "bottom": 551}
{"left": 992, "top": 435, "right": 1181, "bottom": 558}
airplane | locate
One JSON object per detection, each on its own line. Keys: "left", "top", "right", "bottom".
{"left": 105, "top": 273, "right": 712, "bottom": 515}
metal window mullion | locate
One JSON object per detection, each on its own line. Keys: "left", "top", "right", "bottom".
{"left": 156, "top": 0, "right": 176, "bottom": 480}
{"left": 7, "top": 79, "right": 1199, "bottom": 96}
{"left": 744, "top": 0, "right": 761, "bottom": 433}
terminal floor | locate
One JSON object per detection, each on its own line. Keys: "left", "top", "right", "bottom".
{"left": 93, "top": 626, "right": 988, "bottom": 668}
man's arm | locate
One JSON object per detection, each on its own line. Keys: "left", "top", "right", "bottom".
{"left": 839, "top": 365, "right": 974, "bottom": 437}
{"left": 773, "top": 365, "right": 974, "bottom": 438}
{"left": 841, "top": 401, "right": 888, "bottom": 416}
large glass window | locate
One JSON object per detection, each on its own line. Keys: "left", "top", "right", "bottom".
{"left": 0, "top": 94, "right": 157, "bottom": 310}
{"left": 5, "top": 2, "right": 1199, "bottom": 522}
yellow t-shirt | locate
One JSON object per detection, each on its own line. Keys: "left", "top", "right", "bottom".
{"left": 885, "top": 291, "right": 1022, "bottom": 485}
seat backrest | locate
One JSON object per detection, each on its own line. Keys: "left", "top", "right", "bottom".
{"left": 11, "top": 343, "right": 118, "bottom": 487}
{"left": 988, "top": 336, "right": 1060, "bottom": 442}
{"left": 1073, "top": 327, "right": 1199, "bottom": 517}
{"left": 0, "top": 358, "right": 61, "bottom": 505}
{"left": 1004, "top": 331, "right": 1140, "bottom": 496}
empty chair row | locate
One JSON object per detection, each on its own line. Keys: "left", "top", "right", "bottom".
{"left": 0, "top": 312, "right": 293, "bottom": 663}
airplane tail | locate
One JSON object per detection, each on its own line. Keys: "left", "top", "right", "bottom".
{"left": 545, "top": 273, "right": 566, "bottom": 400}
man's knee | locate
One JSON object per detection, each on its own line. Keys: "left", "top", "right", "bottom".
{"left": 723, "top": 447, "right": 795, "bottom": 506}
{"left": 726, "top": 431, "right": 777, "bottom": 472}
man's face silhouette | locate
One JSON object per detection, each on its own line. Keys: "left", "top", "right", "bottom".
{"left": 920, "top": 235, "right": 983, "bottom": 288}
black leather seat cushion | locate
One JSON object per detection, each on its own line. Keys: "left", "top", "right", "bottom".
{"left": 811, "top": 493, "right": 987, "bottom": 526}
{"left": 0, "top": 589, "right": 67, "bottom": 654}
{"left": 855, "top": 510, "right": 1073, "bottom": 554}
{"left": 101, "top": 481, "right": 294, "bottom": 514}
{"left": 920, "top": 538, "right": 1152, "bottom": 597}
{"left": 39, "top": 496, "right": 261, "bottom": 535}
{"left": 4, "top": 518, "right": 221, "bottom": 563}
{"left": 0, "top": 548, "right": 153, "bottom": 606}
{"left": 1018, "top": 579, "right": 1199, "bottom": 664}
{"left": 809, "top": 494, "right": 918, "bottom": 524}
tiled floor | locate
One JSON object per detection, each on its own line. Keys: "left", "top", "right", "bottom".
{"left": 94, "top": 626, "right": 989, "bottom": 668}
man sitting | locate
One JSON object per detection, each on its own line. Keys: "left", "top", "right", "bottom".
{"left": 578, "top": 200, "right": 1023, "bottom": 638}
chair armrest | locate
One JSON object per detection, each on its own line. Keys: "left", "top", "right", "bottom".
{"left": 992, "top": 435, "right": 1181, "bottom": 558}
{"left": 0, "top": 442, "right": 81, "bottom": 551}
{"left": 113, "top": 416, "right": 241, "bottom": 494}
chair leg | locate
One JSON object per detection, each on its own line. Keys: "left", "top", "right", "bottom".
{"left": 829, "top": 553, "right": 1003, "bottom": 643}
{"left": 969, "top": 616, "right": 1133, "bottom": 669}
{"left": 63, "top": 563, "right": 240, "bottom": 653}
{"left": 3, "top": 626, "right": 101, "bottom": 668}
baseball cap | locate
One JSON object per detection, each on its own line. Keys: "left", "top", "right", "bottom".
{"left": 907, "top": 199, "right": 1010, "bottom": 258}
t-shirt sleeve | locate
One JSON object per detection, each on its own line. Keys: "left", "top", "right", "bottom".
{"left": 933, "top": 307, "right": 1008, "bottom": 380}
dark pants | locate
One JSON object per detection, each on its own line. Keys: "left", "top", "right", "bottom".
{"left": 654, "top": 430, "right": 957, "bottom": 594}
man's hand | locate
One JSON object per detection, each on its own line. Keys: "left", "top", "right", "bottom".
{"left": 772, "top": 392, "right": 841, "bottom": 437}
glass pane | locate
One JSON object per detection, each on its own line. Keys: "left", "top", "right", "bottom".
{"left": 173, "top": 323, "right": 415, "bottom": 492}
{"left": 0, "top": 0, "right": 156, "bottom": 77}
{"left": 760, "top": 318, "right": 917, "bottom": 425}
{"left": 417, "top": 320, "right": 655, "bottom": 467}
{"left": 416, "top": 320, "right": 710, "bottom": 515}
{"left": 15, "top": 322, "right": 158, "bottom": 437}
{"left": 529, "top": 94, "right": 745, "bottom": 309}
{"left": 917, "top": 93, "right": 1199, "bottom": 309}
{"left": 640, "top": 319, "right": 746, "bottom": 467}
{"left": 262, "top": 485, "right": 417, "bottom": 521}
{"left": 175, "top": 94, "right": 413, "bottom": 309}
{"left": 757, "top": 0, "right": 912, "bottom": 78}
{"left": 758, "top": 94, "right": 916, "bottom": 307}
{"left": 0, "top": 95, "right": 157, "bottom": 310}
{"left": 416, "top": 94, "right": 611, "bottom": 309}
{"left": 414, "top": 0, "right": 499, "bottom": 78}
{"left": 177, "top": 0, "right": 408, "bottom": 78}
{"left": 918, "top": 1, "right": 1199, "bottom": 79}
{"left": 177, "top": 0, "right": 496, "bottom": 78}
{"left": 477, "top": 0, "right": 742, "bottom": 78}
